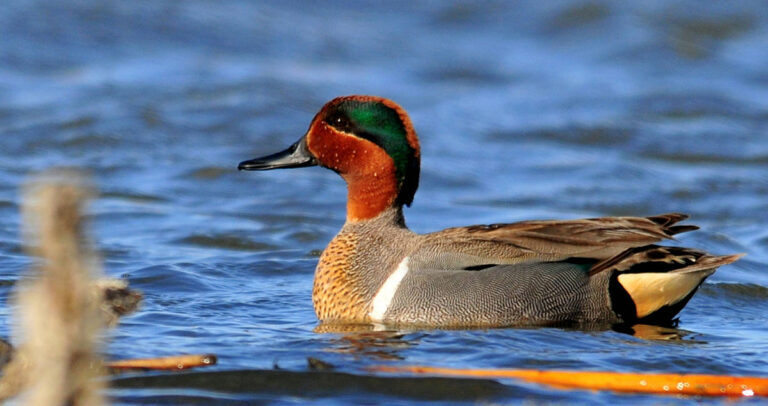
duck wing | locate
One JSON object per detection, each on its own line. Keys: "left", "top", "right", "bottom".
{"left": 411, "top": 213, "right": 697, "bottom": 269}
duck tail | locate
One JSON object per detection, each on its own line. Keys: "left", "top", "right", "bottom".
{"left": 596, "top": 245, "right": 742, "bottom": 323}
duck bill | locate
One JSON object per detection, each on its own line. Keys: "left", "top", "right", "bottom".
{"left": 238, "top": 138, "right": 317, "bottom": 171}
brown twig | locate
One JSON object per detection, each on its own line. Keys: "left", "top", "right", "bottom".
{"left": 371, "top": 365, "right": 768, "bottom": 397}
{"left": 107, "top": 354, "right": 218, "bottom": 371}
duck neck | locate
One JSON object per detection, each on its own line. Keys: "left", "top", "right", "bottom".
{"left": 344, "top": 172, "right": 403, "bottom": 223}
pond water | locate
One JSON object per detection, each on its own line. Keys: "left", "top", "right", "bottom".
{"left": 1, "top": 1, "right": 768, "bottom": 404}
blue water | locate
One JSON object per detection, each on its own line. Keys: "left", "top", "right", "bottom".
{"left": 2, "top": 1, "right": 768, "bottom": 404}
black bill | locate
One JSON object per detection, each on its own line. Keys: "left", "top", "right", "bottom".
{"left": 238, "top": 138, "right": 317, "bottom": 171}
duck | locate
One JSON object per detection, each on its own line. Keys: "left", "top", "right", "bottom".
{"left": 238, "top": 95, "right": 741, "bottom": 328}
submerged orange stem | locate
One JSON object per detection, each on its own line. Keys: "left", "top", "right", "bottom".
{"left": 107, "top": 354, "right": 217, "bottom": 371}
{"left": 370, "top": 365, "right": 768, "bottom": 397}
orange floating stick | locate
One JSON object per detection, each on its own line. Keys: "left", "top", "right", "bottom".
{"left": 371, "top": 365, "right": 768, "bottom": 397}
{"left": 107, "top": 354, "right": 217, "bottom": 371}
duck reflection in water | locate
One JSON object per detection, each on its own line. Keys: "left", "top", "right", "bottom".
{"left": 314, "top": 320, "right": 698, "bottom": 364}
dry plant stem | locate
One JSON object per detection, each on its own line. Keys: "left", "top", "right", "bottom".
{"left": 0, "top": 173, "right": 105, "bottom": 405}
{"left": 371, "top": 365, "right": 768, "bottom": 397}
{"left": 107, "top": 354, "right": 218, "bottom": 371}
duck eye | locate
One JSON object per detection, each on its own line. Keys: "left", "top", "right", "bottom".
{"left": 327, "top": 113, "right": 352, "bottom": 132}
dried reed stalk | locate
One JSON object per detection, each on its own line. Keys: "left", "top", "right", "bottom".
{"left": 0, "top": 171, "right": 104, "bottom": 405}
{"left": 371, "top": 365, "right": 768, "bottom": 397}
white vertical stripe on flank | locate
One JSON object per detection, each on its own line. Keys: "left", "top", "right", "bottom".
{"left": 369, "top": 257, "right": 410, "bottom": 322}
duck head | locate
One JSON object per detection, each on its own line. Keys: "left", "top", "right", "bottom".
{"left": 239, "top": 96, "right": 421, "bottom": 222}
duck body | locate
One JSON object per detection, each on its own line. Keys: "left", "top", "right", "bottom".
{"left": 239, "top": 95, "right": 740, "bottom": 328}
{"left": 313, "top": 208, "right": 613, "bottom": 327}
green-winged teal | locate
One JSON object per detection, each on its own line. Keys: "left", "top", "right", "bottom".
{"left": 239, "top": 95, "right": 741, "bottom": 328}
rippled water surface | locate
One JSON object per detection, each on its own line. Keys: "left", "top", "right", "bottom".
{"left": 2, "top": 1, "right": 768, "bottom": 404}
